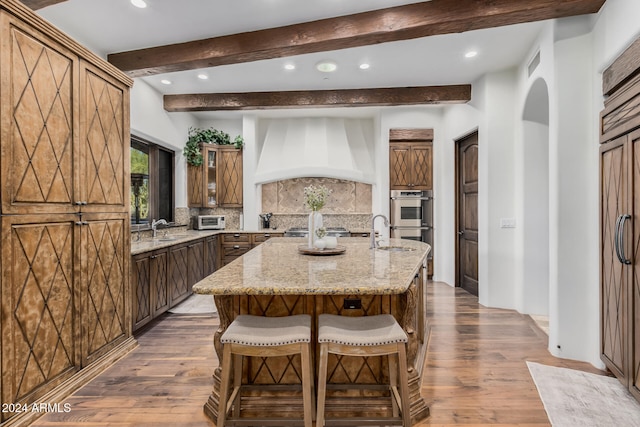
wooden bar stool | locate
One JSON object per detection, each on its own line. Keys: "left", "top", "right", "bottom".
{"left": 217, "top": 314, "right": 314, "bottom": 427}
{"left": 316, "top": 314, "right": 411, "bottom": 426}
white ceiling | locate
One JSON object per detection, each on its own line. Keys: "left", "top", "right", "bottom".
{"left": 37, "top": 0, "right": 550, "bottom": 119}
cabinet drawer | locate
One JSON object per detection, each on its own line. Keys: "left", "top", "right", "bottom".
{"left": 221, "top": 244, "right": 251, "bottom": 258}
{"left": 252, "top": 232, "right": 284, "bottom": 244}
{"left": 222, "top": 233, "right": 250, "bottom": 243}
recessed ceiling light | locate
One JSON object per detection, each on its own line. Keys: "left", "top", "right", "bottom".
{"left": 197, "top": 73, "right": 209, "bottom": 80}
{"left": 465, "top": 51, "right": 478, "bottom": 58}
{"left": 316, "top": 60, "right": 337, "bottom": 73}
{"left": 359, "top": 63, "right": 370, "bottom": 70}
{"left": 284, "top": 63, "right": 296, "bottom": 71}
{"left": 131, "top": 0, "right": 147, "bottom": 8}
{"left": 160, "top": 79, "right": 172, "bottom": 85}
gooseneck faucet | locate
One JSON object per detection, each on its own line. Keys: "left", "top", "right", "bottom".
{"left": 370, "top": 214, "right": 389, "bottom": 249}
{"left": 151, "top": 219, "right": 168, "bottom": 238}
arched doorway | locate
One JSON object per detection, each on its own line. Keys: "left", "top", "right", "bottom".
{"left": 521, "top": 78, "right": 550, "bottom": 316}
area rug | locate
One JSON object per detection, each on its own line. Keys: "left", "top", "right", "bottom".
{"left": 527, "top": 361, "right": 640, "bottom": 427}
{"left": 168, "top": 294, "right": 217, "bottom": 314}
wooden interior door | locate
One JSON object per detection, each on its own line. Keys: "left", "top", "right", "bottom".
{"left": 456, "top": 132, "right": 479, "bottom": 295}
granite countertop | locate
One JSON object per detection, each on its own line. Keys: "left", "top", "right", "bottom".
{"left": 192, "top": 237, "right": 431, "bottom": 296}
{"left": 130, "top": 230, "right": 220, "bottom": 255}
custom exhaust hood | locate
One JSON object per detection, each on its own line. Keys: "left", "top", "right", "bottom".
{"left": 254, "top": 117, "right": 376, "bottom": 184}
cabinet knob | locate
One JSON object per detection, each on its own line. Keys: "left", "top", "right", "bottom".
{"left": 233, "top": 233, "right": 240, "bottom": 238}
{"left": 233, "top": 245, "right": 240, "bottom": 249}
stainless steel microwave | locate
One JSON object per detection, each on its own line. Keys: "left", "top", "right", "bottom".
{"left": 196, "top": 215, "right": 225, "bottom": 230}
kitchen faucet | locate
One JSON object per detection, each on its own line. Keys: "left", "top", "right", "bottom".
{"left": 370, "top": 214, "right": 389, "bottom": 249}
{"left": 151, "top": 219, "right": 168, "bottom": 238}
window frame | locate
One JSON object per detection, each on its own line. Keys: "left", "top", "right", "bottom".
{"left": 131, "top": 135, "right": 175, "bottom": 226}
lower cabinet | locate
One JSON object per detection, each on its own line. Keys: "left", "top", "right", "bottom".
{"left": 204, "top": 234, "right": 220, "bottom": 276}
{"left": 132, "top": 248, "right": 169, "bottom": 331}
{"left": 221, "top": 233, "right": 251, "bottom": 266}
{"left": 1, "top": 213, "right": 133, "bottom": 425}
{"left": 132, "top": 236, "right": 213, "bottom": 332}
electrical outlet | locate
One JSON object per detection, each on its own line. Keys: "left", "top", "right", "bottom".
{"left": 500, "top": 218, "right": 516, "bottom": 228}
{"left": 344, "top": 298, "right": 362, "bottom": 310}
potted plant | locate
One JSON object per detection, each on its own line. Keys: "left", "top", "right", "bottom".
{"left": 184, "top": 127, "right": 244, "bottom": 166}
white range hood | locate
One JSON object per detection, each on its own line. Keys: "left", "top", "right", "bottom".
{"left": 254, "top": 117, "right": 375, "bottom": 184}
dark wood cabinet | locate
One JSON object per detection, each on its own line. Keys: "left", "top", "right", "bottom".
{"left": 188, "top": 144, "right": 243, "bottom": 208}
{"left": 389, "top": 128, "right": 433, "bottom": 191}
{"left": 221, "top": 233, "right": 251, "bottom": 266}
{"left": 204, "top": 234, "right": 220, "bottom": 276}
{"left": 389, "top": 143, "right": 433, "bottom": 190}
{"left": 600, "top": 40, "right": 640, "bottom": 403}
{"left": 132, "top": 248, "right": 169, "bottom": 331}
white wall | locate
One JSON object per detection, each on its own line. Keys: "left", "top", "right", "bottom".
{"left": 130, "top": 79, "right": 198, "bottom": 207}
{"left": 125, "top": 0, "right": 640, "bottom": 368}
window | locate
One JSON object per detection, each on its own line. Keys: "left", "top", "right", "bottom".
{"left": 130, "top": 136, "right": 174, "bottom": 225}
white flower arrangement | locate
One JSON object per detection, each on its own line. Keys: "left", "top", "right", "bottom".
{"left": 303, "top": 185, "right": 331, "bottom": 211}
{"left": 315, "top": 227, "right": 327, "bottom": 238}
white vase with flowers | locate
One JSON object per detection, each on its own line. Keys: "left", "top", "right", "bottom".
{"left": 304, "top": 184, "right": 331, "bottom": 248}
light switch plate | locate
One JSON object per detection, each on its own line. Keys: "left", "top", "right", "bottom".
{"left": 500, "top": 218, "right": 516, "bottom": 228}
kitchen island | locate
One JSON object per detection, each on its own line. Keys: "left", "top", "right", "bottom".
{"left": 193, "top": 237, "right": 431, "bottom": 424}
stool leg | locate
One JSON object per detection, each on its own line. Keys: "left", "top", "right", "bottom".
{"left": 300, "top": 343, "right": 313, "bottom": 427}
{"left": 389, "top": 352, "right": 399, "bottom": 418}
{"left": 231, "top": 353, "right": 242, "bottom": 418}
{"left": 217, "top": 345, "right": 233, "bottom": 427}
{"left": 316, "top": 343, "right": 329, "bottom": 427}
{"left": 397, "top": 343, "right": 411, "bottom": 427}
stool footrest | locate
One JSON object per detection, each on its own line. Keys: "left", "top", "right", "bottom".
{"left": 323, "top": 417, "right": 404, "bottom": 426}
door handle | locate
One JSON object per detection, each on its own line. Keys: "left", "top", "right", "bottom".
{"left": 614, "top": 215, "right": 622, "bottom": 263}
{"left": 618, "top": 214, "right": 632, "bottom": 265}
{"left": 457, "top": 231, "right": 464, "bottom": 236}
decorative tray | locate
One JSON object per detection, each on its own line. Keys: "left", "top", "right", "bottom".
{"left": 298, "top": 245, "right": 346, "bottom": 256}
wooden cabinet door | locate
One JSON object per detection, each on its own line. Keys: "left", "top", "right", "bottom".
{"left": 0, "top": 15, "right": 78, "bottom": 215}
{"left": 169, "top": 244, "right": 189, "bottom": 306}
{"left": 412, "top": 144, "right": 433, "bottom": 190}
{"left": 630, "top": 131, "right": 640, "bottom": 401}
{"left": 1, "top": 215, "right": 80, "bottom": 419}
{"left": 151, "top": 250, "right": 169, "bottom": 316}
{"left": 187, "top": 239, "right": 204, "bottom": 288}
{"left": 187, "top": 164, "right": 204, "bottom": 207}
{"left": 78, "top": 61, "right": 130, "bottom": 213}
{"left": 204, "top": 234, "right": 219, "bottom": 277}
{"left": 389, "top": 144, "right": 412, "bottom": 189}
{"left": 79, "top": 213, "right": 129, "bottom": 365}
{"left": 132, "top": 252, "right": 152, "bottom": 331}
{"left": 218, "top": 148, "right": 243, "bottom": 207}
{"left": 600, "top": 136, "right": 629, "bottom": 380}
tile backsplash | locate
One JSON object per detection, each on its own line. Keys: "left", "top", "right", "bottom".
{"left": 262, "top": 178, "right": 372, "bottom": 214}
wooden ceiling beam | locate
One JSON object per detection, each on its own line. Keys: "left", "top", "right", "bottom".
{"left": 109, "top": 0, "right": 605, "bottom": 78}
{"left": 19, "top": 0, "right": 67, "bottom": 10}
{"left": 163, "top": 85, "right": 472, "bottom": 111}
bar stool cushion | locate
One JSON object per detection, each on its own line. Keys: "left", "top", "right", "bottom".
{"left": 221, "top": 314, "right": 311, "bottom": 346}
{"left": 318, "top": 314, "right": 407, "bottom": 346}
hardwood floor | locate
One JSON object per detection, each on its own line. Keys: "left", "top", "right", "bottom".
{"left": 31, "top": 282, "right": 607, "bottom": 426}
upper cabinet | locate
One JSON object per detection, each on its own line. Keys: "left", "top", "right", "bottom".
{"left": 0, "top": 11, "right": 130, "bottom": 215}
{"left": 389, "top": 129, "right": 433, "bottom": 190}
{"left": 188, "top": 143, "right": 243, "bottom": 208}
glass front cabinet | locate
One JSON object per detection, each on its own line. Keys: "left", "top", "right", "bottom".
{"left": 188, "top": 143, "right": 243, "bottom": 208}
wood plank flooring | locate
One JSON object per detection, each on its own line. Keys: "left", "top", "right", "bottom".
{"left": 31, "top": 282, "right": 608, "bottom": 426}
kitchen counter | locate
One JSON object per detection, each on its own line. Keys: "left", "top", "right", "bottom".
{"left": 193, "top": 237, "right": 431, "bottom": 424}
{"left": 193, "top": 237, "right": 429, "bottom": 295}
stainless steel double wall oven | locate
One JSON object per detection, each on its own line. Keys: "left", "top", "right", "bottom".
{"left": 390, "top": 190, "right": 433, "bottom": 260}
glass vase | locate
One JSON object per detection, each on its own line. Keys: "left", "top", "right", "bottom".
{"left": 308, "top": 211, "right": 323, "bottom": 248}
